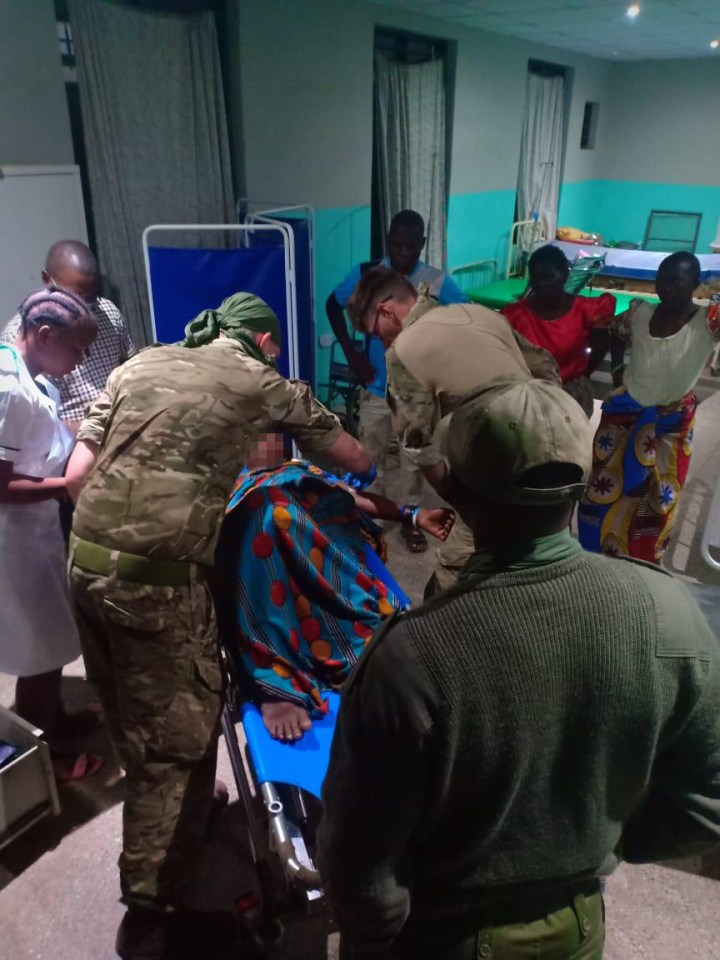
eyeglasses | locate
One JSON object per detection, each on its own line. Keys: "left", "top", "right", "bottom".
{"left": 368, "top": 296, "right": 392, "bottom": 338}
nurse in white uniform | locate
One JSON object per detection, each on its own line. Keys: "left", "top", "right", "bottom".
{"left": 0, "top": 287, "right": 99, "bottom": 779}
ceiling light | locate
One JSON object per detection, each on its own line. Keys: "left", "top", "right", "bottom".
{"left": 711, "top": 39, "right": 720, "bottom": 49}
{"left": 626, "top": 4, "right": 640, "bottom": 17}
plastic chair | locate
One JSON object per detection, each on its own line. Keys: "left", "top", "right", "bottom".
{"left": 565, "top": 253, "right": 607, "bottom": 294}
{"left": 701, "top": 474, "right": 720, "bottom": 572}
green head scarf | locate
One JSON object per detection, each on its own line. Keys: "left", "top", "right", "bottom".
{"left": 182, "top": 292, "right": 282, "bottom": 365}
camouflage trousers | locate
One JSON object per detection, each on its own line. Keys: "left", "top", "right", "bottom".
{"left": 424, "top": 516, "right": 476, "bottom": 599}
{"left": 69, "top": 563, "right": 224, "bottom": 908}
{"left": 563, "top": 376, "right": 594, "bottom": 419}
{"left": 359, "top": 391, "right": 425, "bottom": 502}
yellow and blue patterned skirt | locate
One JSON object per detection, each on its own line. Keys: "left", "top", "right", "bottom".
{"left": 578, "top": 389, "right": 695, "bottom": 563}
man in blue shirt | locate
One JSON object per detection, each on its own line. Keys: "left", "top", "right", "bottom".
{"left": 326, "top": 210, "right": 467, "bottom": 552}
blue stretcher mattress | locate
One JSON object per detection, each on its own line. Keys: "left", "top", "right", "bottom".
{"left": 241, "top": 544, "right": 411, "bottom": 800}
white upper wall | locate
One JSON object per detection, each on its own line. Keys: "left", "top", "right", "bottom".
{"left": 231, "top": 0, "right": 374, "bottom": 209}
{"left": 448, "top": 32, "right": 610, "bottom": 192}
{"left": 0, "top": 0, "right": 73, "bottom": 166}
{"left": 228, "top": 0, "right": 612, "bottom": 209}
{"left": 229, "top": 0, "right": 720, "bottom": 208}
{"left": 599, "top": 58, "right": 720, "bottom": 185}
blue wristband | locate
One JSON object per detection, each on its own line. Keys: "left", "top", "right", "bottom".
{"left": 341, "top": 465, "right": 377, "bottom": 492}
{"left": 399, "top": 504, "right": 420, "bottom": 528}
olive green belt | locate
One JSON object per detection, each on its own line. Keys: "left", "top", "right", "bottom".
{"left": 70, "top": 534, "right": 206, "bottom": 587}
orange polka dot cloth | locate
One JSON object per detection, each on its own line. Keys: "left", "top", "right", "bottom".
{"left": 222, "top": 461, "right": 403, "bottom": 715}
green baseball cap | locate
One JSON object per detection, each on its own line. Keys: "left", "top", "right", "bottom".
{"left": 444, "top": 376, "right": 593, "bottom": 506}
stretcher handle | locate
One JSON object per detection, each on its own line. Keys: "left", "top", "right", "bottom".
{"left": 276, "top": 837, "right": 322, "bottom": 887}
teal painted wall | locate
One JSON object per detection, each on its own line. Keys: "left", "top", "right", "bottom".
{"left": 313, "top": 181, "right": 720, "bottom": 400}
{"left": 559, "top": 181, "right": 720, "bottom": 252}
{"left": 557, "top": 181, "right": 604, "bottom": 234}
{"left": 447, "top": 189, "right": 518, "bottom": 276}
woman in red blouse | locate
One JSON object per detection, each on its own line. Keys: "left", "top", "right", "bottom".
{"left": 501, "top": 244, "right": 616, "bottom": 416}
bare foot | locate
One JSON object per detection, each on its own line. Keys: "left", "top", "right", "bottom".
{"left": 261, "top": 700, "right": 312, "bottom": 742}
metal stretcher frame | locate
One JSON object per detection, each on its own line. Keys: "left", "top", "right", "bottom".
{"left": 221, "top": 544, "right": 411, "bottom": 941}
{"left": 244, "top": 203, "right": 317, "bottom": 355}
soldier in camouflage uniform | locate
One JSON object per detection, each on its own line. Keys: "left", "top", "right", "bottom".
{"left": 348, "top": 267, "right": 560, "bottom": 596}
{"left": 65, "top": 293, "right": 371, "bottom": 960}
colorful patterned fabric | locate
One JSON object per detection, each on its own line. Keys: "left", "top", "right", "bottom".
{"left": 223, "top": 461, "right": 402, "bottom": 715}
{"left": 578, "top": 388, "right": 696, "bottom": 563}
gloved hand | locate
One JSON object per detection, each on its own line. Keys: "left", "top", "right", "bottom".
{"left": 341, "top": 465, "right": 377, "bottom": 492}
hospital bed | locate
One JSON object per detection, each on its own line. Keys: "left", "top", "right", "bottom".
{"left": 550, "top": 241, "right": 720, "bottom": 288}
{"left": 221, "top": 543, "right": 411, "bottom": 945}
{"left": 467, "top": 278, "right": 657, "bottom": 314}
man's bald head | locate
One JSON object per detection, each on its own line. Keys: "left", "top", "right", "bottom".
{"left": 42, "top": 240, "right": 101, "bottom": 304}
{"left": 45, "top": 240, "right": 99, "bottom": 277}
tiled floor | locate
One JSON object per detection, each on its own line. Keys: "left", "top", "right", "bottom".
{"left": 2, "top": 387, "right": 720, "bottom": 959}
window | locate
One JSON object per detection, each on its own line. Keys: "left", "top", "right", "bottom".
{"left": 371, "top": 28, "right": 454, "bottom": 260}
{"left": 57, "top": 20, "right": 75, "bottom": 67}
{"left": 580, "top": 101, "right": 599, "bottom": 150}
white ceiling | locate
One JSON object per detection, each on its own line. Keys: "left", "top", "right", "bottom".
{"left": 369, "top": 0, "right": 720, "bottom": 60}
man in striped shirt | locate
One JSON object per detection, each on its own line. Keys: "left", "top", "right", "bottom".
{"left": 1, "top": 239, "right": 135, "bottom": 431}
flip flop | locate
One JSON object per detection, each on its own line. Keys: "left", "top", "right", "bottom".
{"left": 52, "top": 751, "right": 104, "bottom": 784}
{"left": 400, "top": 526, "right": 428, "bottom": 553}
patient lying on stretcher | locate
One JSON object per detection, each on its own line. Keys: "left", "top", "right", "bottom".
{"left": 216, "top": 436, "right": 454, "bottom": 741}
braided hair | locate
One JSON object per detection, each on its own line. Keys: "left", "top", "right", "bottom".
{"left": 19, "top": 286, "right": 94, "bottom": 337}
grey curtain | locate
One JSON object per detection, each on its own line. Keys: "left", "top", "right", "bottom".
{"left": 374, "top": 54, "right": 447, "bottom": 269}
{"left": 69, "top": 0, "right": 234, "bottom": 344}
{"left": 516, "top": 72, "right": 564, "bottom": 242}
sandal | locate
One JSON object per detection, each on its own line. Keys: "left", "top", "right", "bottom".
{"left": 52, "top": 751, "right": 104, "bottom": 784}
{"left": 400, "top": 526, "right": 428, "bottom": 553}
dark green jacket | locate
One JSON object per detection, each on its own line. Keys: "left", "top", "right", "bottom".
{"left": 318, "top": 544, "right": 720, "bottom": 954}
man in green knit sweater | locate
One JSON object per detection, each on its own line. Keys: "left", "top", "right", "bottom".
{"left": 318, "top": 376, "right": 720, "bottom": 960}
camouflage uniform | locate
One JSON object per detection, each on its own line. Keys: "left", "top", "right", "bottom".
{"left": 69, "top": 338, "right": 342, "bottom": 907}
{"left": 384, "top": 296, "right": 560, "bottom": 596}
